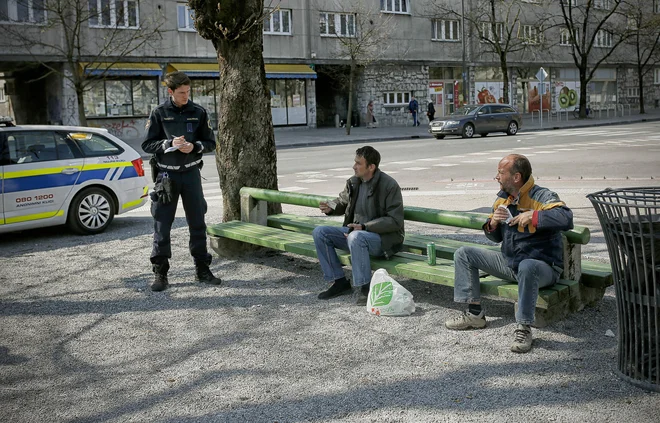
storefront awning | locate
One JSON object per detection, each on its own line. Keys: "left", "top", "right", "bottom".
{"left": 265, "top": 64, "right": 316, "bottom": 79}
{"left": 167, "top": 63, "right": 317, "bottom": 79}
{"left": 167, "top": 63, "right": 219, "bottom": 78}
{"left": 80, "top": 62, "right": 162, "bottom": 77}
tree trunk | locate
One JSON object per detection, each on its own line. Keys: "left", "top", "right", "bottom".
{"left": 638, "top": 66, "right": 646, "bottom": 114}
{"left": 578, "top": 65, "right": 588, "bottom": 119}
{"left": 500, "top": 53, "right": 509, "bottom": 103}
{"left": 76, "top": 85, "right": 87, "bottom": 126}
{"left": 345, "top": 61, "right": 355, "bottom": 135}
{"left": 214, "top": 19, "right": 281, "bottom": 221}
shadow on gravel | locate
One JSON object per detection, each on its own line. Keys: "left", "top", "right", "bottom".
{"left": 0, "top": 217, "right": 187, "bottom": 257}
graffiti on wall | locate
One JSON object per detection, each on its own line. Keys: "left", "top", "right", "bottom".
{"left": 88, "top": 118, "right": 147, "bottom": 141}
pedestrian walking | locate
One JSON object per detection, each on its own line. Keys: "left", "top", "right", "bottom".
{"left": 408, "top": 96, "right": 419, "bottom": 126}
{"left": 427, "top": 101, "right": 436, "bottom": 122}
{"left": 366, "top": 100, "right": 377, "bottom": 128}
{"left": 141, "top": 71, "right": 222, "bottom": 291}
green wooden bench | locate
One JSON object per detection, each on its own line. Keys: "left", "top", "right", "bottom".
{"left": 208, "top": 187, "right": 613, "bottom": 327}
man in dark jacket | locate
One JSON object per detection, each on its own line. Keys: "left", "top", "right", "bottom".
{"left": 408, "top": 96, "right": 419, "bottom": 126}
{"left": 142, "top": 71, "right": 221, "bottom": 291}
{"left": 312, "top": 146, "right": 405, "bottom": 305}
{"left": 445, "top": 154, "right": 573, "bottom": 353}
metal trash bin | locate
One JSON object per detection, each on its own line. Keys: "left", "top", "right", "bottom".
{"left": 587, "top": 187, "right": 660, "bottom": 392}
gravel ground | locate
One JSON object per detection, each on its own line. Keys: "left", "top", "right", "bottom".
{"left": 1, "top": 190, "right": 658, "bottom": 422}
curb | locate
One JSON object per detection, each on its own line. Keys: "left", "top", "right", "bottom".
{"left": 275, "top": 116, "right": 660, "bottom": 150}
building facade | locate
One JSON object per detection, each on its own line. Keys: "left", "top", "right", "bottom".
{"left": 0, "top": 0, "right": 659, "bottom": 142}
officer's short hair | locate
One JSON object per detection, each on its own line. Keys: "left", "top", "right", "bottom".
{"left": 164, "top": 71, "right": 191, "bottom": 90}
{"left": 356, "top": 146, "right": 380, "bottom": 169}
{"left": 509, "top": 154, "right": 532, "bottom": 183}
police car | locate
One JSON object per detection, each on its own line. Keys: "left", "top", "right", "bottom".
{"left": 0, "top": 120, "right": 149, "bottom": 235}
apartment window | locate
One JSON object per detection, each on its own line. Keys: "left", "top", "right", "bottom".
{"left": 561, "top": 0, "right": 577, "bottom": 5}
{"left": 319, "top": 12, "right": 355, "bottom": 37}
{"left": 654, "top": 68, "right": 660, "bottom": 84}
{"left": 594, "top": 0, "right": 611, "bottom": 9}
{"left": 654, "top": 0, "right": 660, "bottom": 13}
{"left": 89, "top": 0, "right": 139, "bottom": 28}
{"left": 83, "top": 78, "right": 158, "bottom": 117}
{"left": 0, "top": 0, "right": 46, "bottom": 23}
{"left": 626, "top": 87, "right": 639, "bottom": 98}
{"left": 382, "top": 91, "right": 411, "bottom": 105}
{"left": 560, "top": 28, "right": 578, "bottom": 46}
{"left": 521, "top": 0, "right": 541, "bottom": 3}
{"left": 264, "top": 8, "right": 291, "bottom": 35}
{"left": 0, "top": 86, "right": 5, "bottom": 102}
{"left": 480, "top": 22, "right": 503, "bottom": 42}
{"left": 380, "top": 0, "right": 409, "bottom": 14}
{"left": 432, "top": 19, "right": 460, "bottom": 41}
{"left": 594, "top": 29, "right": 612, "bottom": 47}
{"left": 177, "top": 3, "right": 195, "bottom": 31}
{"left": 521, "top": 25, "right": 541, "bottom": 44}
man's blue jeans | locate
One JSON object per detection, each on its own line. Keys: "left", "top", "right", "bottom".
{"left": 312, "top": 226, "right": 383, "bottom": 287}
{"left": 411, "top": 111, "right": 418, "bottom": 126}
{"left": 453, "top": 246, "right": 559, "bottom": 325}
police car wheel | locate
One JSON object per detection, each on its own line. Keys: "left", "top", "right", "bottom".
{"left": 67, "top": 187, "right": 116, "bottom": 235}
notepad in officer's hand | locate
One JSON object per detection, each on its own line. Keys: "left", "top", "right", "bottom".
{"left": 164, "top": 145, "right": 180, "bottom": 153}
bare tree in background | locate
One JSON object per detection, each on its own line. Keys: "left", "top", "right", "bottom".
{"left": 555, "top": 0, "right": 629, "bottom": 118}
{"left": 428, "top": 0, "right": 544, "bottom": 104}
{"left": 0, "top": 0, "right": 165, "bottom": 126}
{"left": 187, "top": 0, "right": 281, "bottom": 222}
{"left": 322, "top": 1, "right": 394, "bottom": 135}
{"left": 623, "top": 1, "right": 660, "bottom": 114}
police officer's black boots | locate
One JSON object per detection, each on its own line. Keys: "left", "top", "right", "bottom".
{"left": 196, "top": 264, "right": 222, "bottom": 285}
{"left": 151, "top": 263, "right": 169, "bottom": 292}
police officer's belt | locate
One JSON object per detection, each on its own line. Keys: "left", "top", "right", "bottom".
{"left": 156, "top": 159, "right": 202, "bottom": 171}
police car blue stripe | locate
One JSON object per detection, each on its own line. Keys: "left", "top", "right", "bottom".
{"left": 3, "top": 173, "right": 79, "bottom": 193}
{"left": 118, "top": 166, "right": 138, "bottom": 180}
{"left": 75, "top": 169, "right": 113, "bottom": 184}
{"left": 108, "top": 167, "right": 119, "bottom": 181}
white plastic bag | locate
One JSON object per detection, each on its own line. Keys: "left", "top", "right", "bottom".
{"left": 366, "top": 269, "right": 415, "bottom": 316}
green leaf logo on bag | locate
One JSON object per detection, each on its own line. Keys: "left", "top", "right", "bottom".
{"left": 370, "top": 281, "right": 393, "bottom": 306}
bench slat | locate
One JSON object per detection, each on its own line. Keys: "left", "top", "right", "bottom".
{"left": 209, "top": 221, "right": 569, "bottom": 309}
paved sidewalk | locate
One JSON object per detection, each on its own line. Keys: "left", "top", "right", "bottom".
{"left": 273, "top": 107, "right": 660, "bottom": 149}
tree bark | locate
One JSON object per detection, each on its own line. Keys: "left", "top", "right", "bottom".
{"left": 345, "top": 61, "right": 355, "bottom": 135}
{"left": 638, "top": 66, "right": 646, "bottom": 114}
{"left": 578, "top": 64, "right": 588, "bottom": 119}
{"left": 500, "top": 52, "right": 509, "bottom": 103}
{"left": 215, "top": 36, "right": 281, "bottom": 221}
{"left": 190, "top": 0, "right": 281, "bottom": 222}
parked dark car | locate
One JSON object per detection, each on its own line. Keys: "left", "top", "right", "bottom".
{"left": 428, "top": 104, "right": 522, "bottom": 139}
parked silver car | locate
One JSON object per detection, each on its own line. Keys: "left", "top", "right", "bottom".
{"left": 428, "top": 104, "right": 522, "bottom": 139}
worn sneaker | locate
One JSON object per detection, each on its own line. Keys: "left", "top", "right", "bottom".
{"left": 445, "top": 310, "right": 487, "bottom": 330}
{"left": 510, "top": 324, "right": 533, "bottom": 353}
{"left": 151, "top": 273, "right": 169, "bottom": 292}
{"left": 318, "top": 278, "right": 352, "bottom": 300}
{"left": 196, "top": 265, "right": 222, "bottom": 285}
{"left": 356, "top": 284, "right": 370, "bottom": 306}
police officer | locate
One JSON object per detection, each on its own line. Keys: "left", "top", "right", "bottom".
{"left": 142, "top": 71, "right": 221, "bottom": 291}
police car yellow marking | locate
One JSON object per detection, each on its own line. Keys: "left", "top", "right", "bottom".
{"left": 1, "top": 162, "right": 132, "bottom": 180}
{"left": 123, "top": 198, "right": 144, "bottom": 209}
{"left": 4, "top": 210, "right": 64, "bottom": 224}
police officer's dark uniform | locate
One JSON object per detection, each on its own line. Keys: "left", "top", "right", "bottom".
{"left": 142, "top": 96, "right": 221, "bottom": 291}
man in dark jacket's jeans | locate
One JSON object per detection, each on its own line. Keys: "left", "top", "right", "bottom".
{"left": 445, "top": 154, "right": 573, "bottom": 354}
{"left": 312, "top": 146, "right": 405, "bottom": 306}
